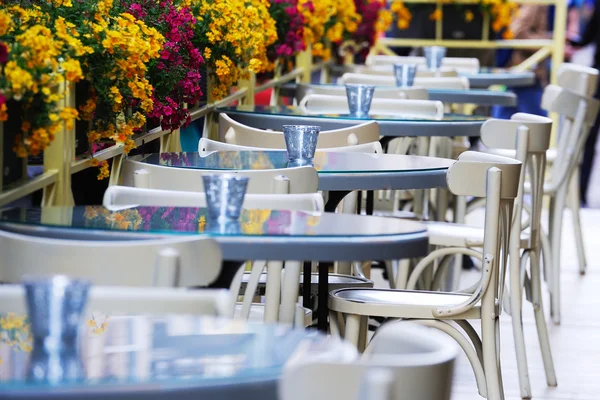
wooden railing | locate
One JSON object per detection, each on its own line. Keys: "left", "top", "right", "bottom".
{"left": 0, "top": 47, "right": 325, "bottom": 208}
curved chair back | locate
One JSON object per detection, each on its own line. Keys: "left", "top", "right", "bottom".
{"left": 339, "top": 73, "right": 469, "bottom": 89}
{"left": 299, "top": 94, "right": 444, "bottom": 119}
{"left": 347, "top": 64, "right": 459, "bottom": 78}
{"left": 199, "top": 138, "right": 382, "bottom": 154}
{"left": 0, "top": 230, "right": 222, "bottom": 287}
{"left": 104, "top": 185, "right": 325, "bottom": 211}
{"left": 121, "top": 159, "right": 318, "bottom": 194}
{"left": 557, "top": 62, "right": 599, "bottom": 97}
{"left": 0, "top": 284, "right": 230, "bottom": 316}
{"left": 280, "top": 322, "right": 458, "bottom": 400}
{"left": 481, "top": 113, "right": 552, "bottom": 154}
{"left": 219, "top": 113, "right": 380, "bottom": 147}
{"left": 365, "top": 54, "right": 480, "bottom": 73}
{"left": 296, "top": 83, "right": 429, "bottom": 102}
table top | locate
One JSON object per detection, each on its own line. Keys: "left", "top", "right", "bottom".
{"left": 218, "top": 105, "right": 486, "bottom": 138}
{"left": 0, "top": 206, "right": 430, "bottom": 261}
{"left": 129, "top": 151, "right": 454, "bottom": 192}
{"left": 459, "top": 68, "right": 536, "bottom": 88}
{"left": 0, "top": 315, "right": 355, "bottom": 399}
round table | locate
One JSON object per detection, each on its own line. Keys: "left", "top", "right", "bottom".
{"left": 217, "top": 105, "right": 487, "bottom": 138}
{"left": 127, "top": 151, "right": 455, "bottom": 208}
{"left": 0, "top": 206, "right": 430, "bottom": 331}
{"left": 287, "top": 83, "right": 517, "bottom": 107}
{"left": 459, "top": 69, "right": 536, "bottom": 88}
{"left": 0, "top": 315, "right": 356, "bottom": 400}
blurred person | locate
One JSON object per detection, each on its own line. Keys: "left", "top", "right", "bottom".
{"left": 491, "top": 5, "right": 550, "bottom": 119}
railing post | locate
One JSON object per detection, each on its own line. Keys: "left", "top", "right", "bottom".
{"left": 296, "top": 44, "right": 313, "bottom": 84}
{"left": 238, "top": 70, "right": 256, "bottom": 106}
{"left": 42, "top": 82, "right": 75, "bottom": 206}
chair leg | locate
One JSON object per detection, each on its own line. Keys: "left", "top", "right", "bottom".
{"left": 549, "top": 190, "right": 566, "bottom": 325}
{"left": 482, "top": 313, "right": 504, "bottom": 400}
{"left": 384, "top": 261, "right": 396, "bottom": 289}
{"left": 357, "top": 316, "right": 368, "bottom": 353}
{"left": 530, "top": 248, "right": 558, "bottom": 387}
{"left": 568, "top": 175, "right": 587, "bottom": 275}
{"left": 344, "top": 314, "right": 361, "bottom": 348}
{"left": 394, "top": 259, "right": 411, "bottom": 289}
{"left": 511, "top": 252, "right": 532, "bottom": 398}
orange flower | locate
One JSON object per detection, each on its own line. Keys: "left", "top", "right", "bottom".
{"left": 502, "top": 29, "right": 514, "bottom": 40}
{"left": 465, "top": 10, "right": 474, "bottom": 22}
{"left": 429, "top": 9, "right": 442, "bottom": 21}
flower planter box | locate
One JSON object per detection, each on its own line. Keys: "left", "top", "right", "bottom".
{"left": 1, "top": 99, "right": 28, "bottom": 190}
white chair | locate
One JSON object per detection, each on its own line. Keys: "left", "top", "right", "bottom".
{"left": 219, "top": 113, "right": 380, "bottom": 147}
{"left": 299, "top": 94, "right": 444, "bottom": 119}
{"left": 406, "top": 114, "right": 556, "bottom": 398}
{"left": 339, "top": 73, "right": 470, "bottom": 90}
{"left": 0, "top": 229, "right": 222, "bottom": 288}
{"left": 536, "top": 85, "right": 600, "bottom": 323}
{"left": 281, "top": 322, "right": 458, "bottom": 400}
{"left": 199, "top": 138, "right": 383, "bottom": 155}
{"left": 345, "top": 64, "right": 459, "bottom": 78}
{"left": 366, "top": 54, "right": 480, "bottom": 73}
{"left": 329, "top": 151, "right": 522, "bottom": 400}
{"left": 295, "top": 82, "right": 429, "bottom": 102}
{"left": 121, "top": 159, "right": 319, "bottom": 194}
{"left": 0, "top": 284, "right": 230, "bottom": 317}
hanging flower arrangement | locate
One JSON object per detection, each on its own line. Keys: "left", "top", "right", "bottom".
{"left": 343, "top": 0, "right": 392, "bottom": 58}
{"left": 190, "top": 0, "right": 278, "bottom": 100}
{"left": 124, "top": 0, "right": 205, "bottom": 131}
{"left": 267, "top": 0, "right": 307, "bottom": 62}
{"left": 0, "top": 5, "right": 80, "bottom": 157}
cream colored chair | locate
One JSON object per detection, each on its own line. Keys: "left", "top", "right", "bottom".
{"left": 346, "top": 64, "right": 459, "bottom": 78}
{"left": 366, "top": 54, "right": 480, "bottom": 73}
{"left": 338, "top": 73, "right": 470, "bottom": 90}
{"left": 121, "top": 160, "right": 318, "bottom": 194}
{"left": 281, "top": 322, "right": 458, "bottom": 400}
{"left": 329, "top": 152, "right": 522, "bottom": 400}
{"left": 404, "top": 114, "right": 556, "bottom": 398}
{"left": 299, "top": 94, "right": 444, "bottom": 119}
{"left": 0, "top": 284, "right": 230, "bottom": 317}
{"left": 296, "top": 82, "right": 429, "bottom": 102}
{"left": 219, "top": 113, "right": 380, "bottom": 147}
{"left": 0, "top": 229, "right": 222, "bottom": 287}
{"left": 199, "top": 138, "right": 383, "bottom": 154}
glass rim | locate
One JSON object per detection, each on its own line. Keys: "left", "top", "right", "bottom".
{"left": 201, "top": 173, "right": 249, "bottom": 182}
{"left": 282, "top": 125, "right": 321, "bottom": 131}
{"left": 22, "top": 275, "right": 90, "bottom": 288}
{"left": 344, "top": 84, "right": 376, "bottom": 90}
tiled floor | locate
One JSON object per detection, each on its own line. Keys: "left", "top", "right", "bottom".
{"left": 371, "top": 209, "right": 600, "bottom": 399}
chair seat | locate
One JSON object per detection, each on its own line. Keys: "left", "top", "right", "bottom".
{"left": 373, "top": 210, "right": 419, "bottom": 220}
{"left": 329, "top": 288, "right": 481, "bottom": 319}
{"left": 234, "top": 303, "right": 313, "bottom": 326}
{"left": 240, "top": 272, "right": 373, "bottom": 297}
{"left": 425, "top": 221, "right": 530, "bottom": 248}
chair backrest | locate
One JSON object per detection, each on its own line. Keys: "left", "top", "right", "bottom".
{"left": 296, "top": 83, "right": 429, "bottom": 102}
{"left": 347, "top": 64, "right": 459, "bottom": 78}
{"left": 0, "top": 284, "right": 230, "bottom": 316}
{"left": 104, "top": 185, "right": 325, "bottom": 212}
{"left": 299, "top": 94, "right": 444, "bottom": 119}
{"left": 121, "top": 159, "right": 319, "bottom": 194}
{"left": 365, "top": 55, "right": 480, "bottom": 73}
{"left": 339, "top": 73, "right": 470, "bottom": 89}
{"left": 541, "top": 85, "right": 600, "bottom": 189}
{"left": 0, "top": 229, "right": 222, "bottom": 287}
{"left": 219, "top": 113, "right": 380, "bottom": 147}
{"left": 444, "top": 152, "right": 521, "bottom": 315}
{"left": 480, "top": 113, "right": 553, "bottom": 252}
{"left": 557, "top": 62, "right": 599, "bottom": 97}
{"left": 280, "top": 322, "right": 458, "bottom": 400}
{"left": 199, "top": 138, "right": 383, "bottom": 155}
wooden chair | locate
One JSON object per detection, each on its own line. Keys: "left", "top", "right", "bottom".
{"left": 299, "top": 94, "right": 444, "bottom": 119}
{"left": 329, "top": 151, "right": 522, "bottom": 400}
{"left": 366, "top": 54, "right": 480, "bottom": 73}
{"left": 199, "top": 138, "right": 383, "bottom": 154}
{"left": 219, "top": 113, "right": 380, "bottom": 147}
{"left": 338, "top": 73, "right": 470, "bottom": 90}
{"left": 295, "top": 83, "right": 429, "bottom": 102}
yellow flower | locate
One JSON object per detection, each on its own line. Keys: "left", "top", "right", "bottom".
{"left": 204, "top": 47, "right": 211, "bottom": 60}
{"left": 0, "top": 104, "right": 7, "bottom": 122}
{"left": 0, "top": 10, "right": 13, "bottom": 36}
{"left": 429, "top": 9, "right": 442, "bottom": 21}
{"left": 61, "top": 59, "right": 84, "bottom": 82}
{"left": 465, "top": 10, "right": 474, "bottom": 22}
